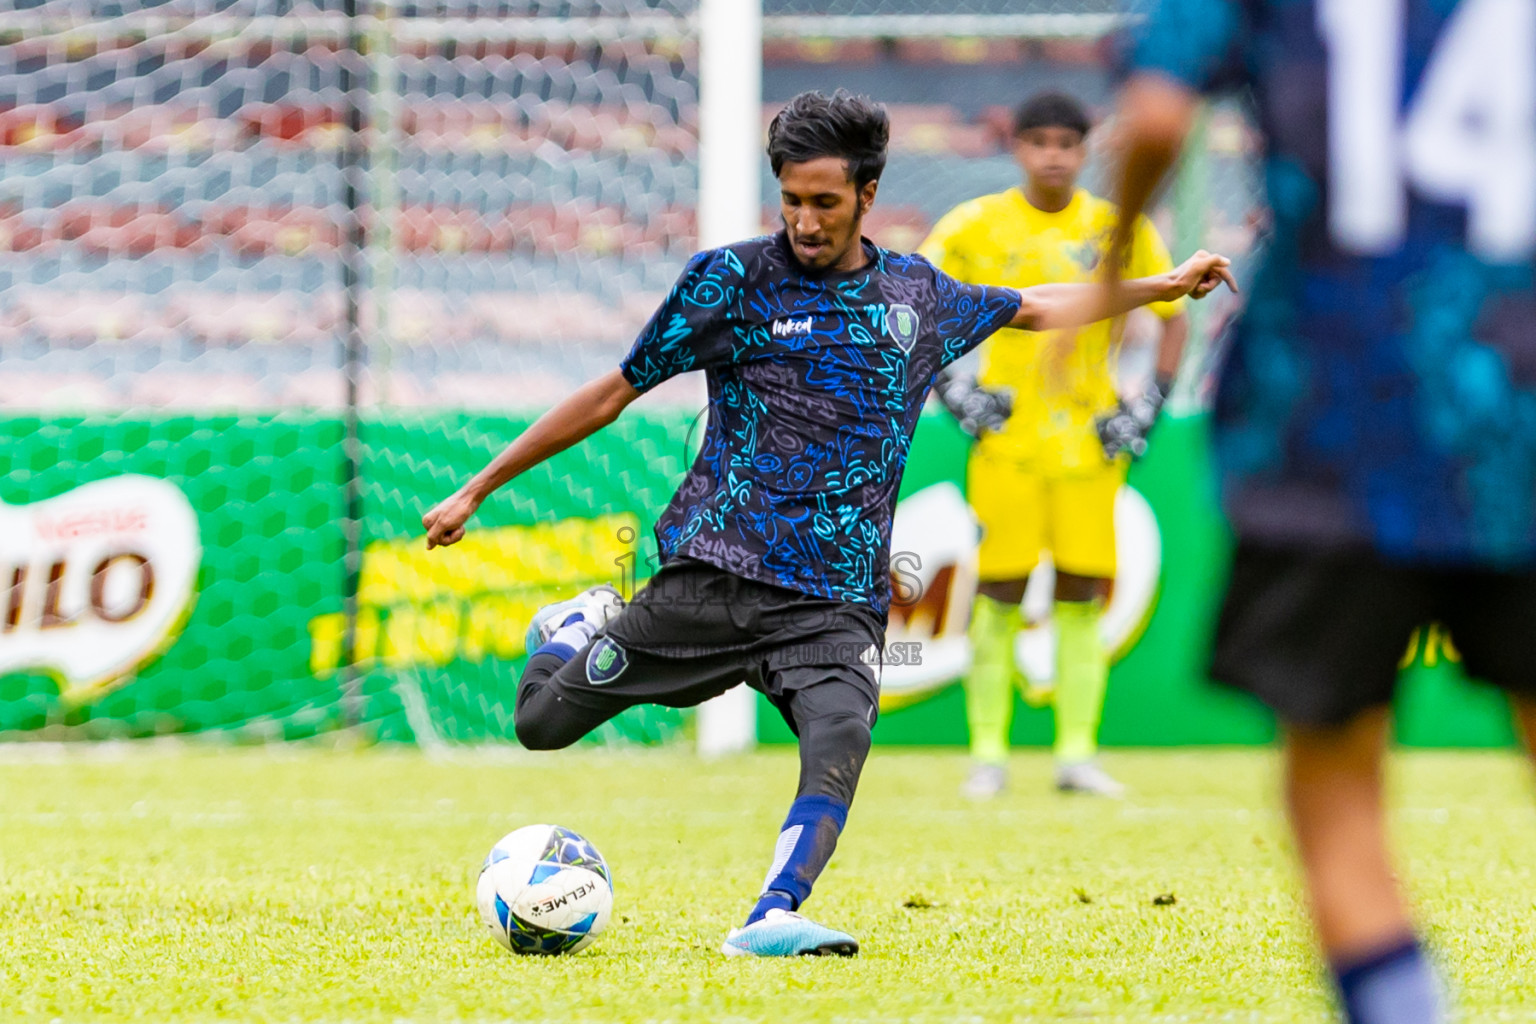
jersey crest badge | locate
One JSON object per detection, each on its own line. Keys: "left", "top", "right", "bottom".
{"left": 585, "top": 637, "right": 628, "bottom": 685}
{"left": 887, "top": 304, "right": 919, "bottom": 351}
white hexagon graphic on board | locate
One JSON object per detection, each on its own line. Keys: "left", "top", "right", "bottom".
{"left": 0, "top": 474, "right": 201, "bottom": 703}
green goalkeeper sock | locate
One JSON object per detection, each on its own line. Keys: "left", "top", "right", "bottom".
{"left": 964, "top": 594, "right": 1023, "bottom": 766}
{"left": 1053, "top": 599, "right": 1108, "bottom": 763}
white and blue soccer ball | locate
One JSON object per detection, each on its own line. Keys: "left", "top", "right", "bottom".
{"left": 476, "top": 824, "right": 614, "bottom": 955}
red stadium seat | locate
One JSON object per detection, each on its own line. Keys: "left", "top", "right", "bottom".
{"left": 0, "top": 205, "right": 47, "bottom": 251}
{"left": 884, "top": 104, "right": 963, "bottom": 155}
{"left": 237, "top": 103, "right": 345, "bottom": 146}
{"left": 893, "top": 39, "right": 1025, "bottom": 64}
{"left": 396, "top": 206, "right": 497, "bottom": 254}
{"left": 762, "top": 39, "right": 884, "bottom": 65}
{"left": 208, "top": 206, "right": 343, "bottom": 258}
{"left": 0, "top": 105, "right": 85, "bottom": 150}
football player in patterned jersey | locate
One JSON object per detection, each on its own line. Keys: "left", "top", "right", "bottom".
{"left": 1116, "top": 1, "right": 1536, "bottom": 1021}
{"left": 423, "top": 90, "right": 1233, "bottom": 958}
{"left": 921, "top": 91, "right": 1191, "bottom": 799}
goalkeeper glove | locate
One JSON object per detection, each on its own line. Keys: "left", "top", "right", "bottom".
{"left": 1096, "top": 374, "right": 1173, "bottom": 460}
{"left": 934, "top": 369, "right": 1013, "bottom": 439}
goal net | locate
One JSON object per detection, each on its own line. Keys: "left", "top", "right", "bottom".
{"left": 0, "top": 0, "right": 1261, "bottom": 747}
{"left": 0, "top": 0, "right": 701, "bottom": 745}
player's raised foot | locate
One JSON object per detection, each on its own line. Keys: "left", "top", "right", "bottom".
{"left": 960, "top": 762, "right": 1007, "bottom": 800}
{"left": 523, "top": 585, "right": 625, "bottom": 652}
{"left": 720, "top": 909, "right": 859, "bottom": 958}
{"left": 1055, "top": 760, "right": 1126, "bottom": 798}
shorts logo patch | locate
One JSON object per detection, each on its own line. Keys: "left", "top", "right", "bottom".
{"left": 585, "top": 637, "right": 628, "bottom": 685}
{"left": 887, "top": 304, "right": 919, "bottom": 351}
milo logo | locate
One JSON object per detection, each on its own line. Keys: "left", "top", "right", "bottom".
{"left": 0, "top": 475, "right": 201, "bottom": 703}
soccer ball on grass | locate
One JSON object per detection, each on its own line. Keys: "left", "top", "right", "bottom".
{"left": 476, "top": 824, "right": 614, "bottom": 955}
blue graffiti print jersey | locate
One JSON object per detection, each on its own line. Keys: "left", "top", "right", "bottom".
{"left": 1128, "top": 0, "right": 1536, "bottom": 566}
{"left": 620, "top": 232, "right": 1020, "bottom": 613}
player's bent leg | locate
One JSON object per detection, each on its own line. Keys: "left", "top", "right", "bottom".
{"left": 513, "top": 585, "right": 628, "bottom": 751}
{"left": 1285, "top": 709, "right": 1443, "bottom": 1024}
{"left": 512, "top": 650, "right": 619, "bottom": 751}
{"left": 723, "top": 677, "right": 872, "bottom": 958}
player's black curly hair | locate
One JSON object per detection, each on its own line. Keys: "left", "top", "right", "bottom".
{"left": 1013, "top": 91, "right": 1092, "bottom": 139}
{"left": 767, "top": 90, "right": 890, "bottom": 188}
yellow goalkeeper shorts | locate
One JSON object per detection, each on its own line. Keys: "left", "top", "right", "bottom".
{"left": 966, "top": 446, "right": 1126, "bottom": 582}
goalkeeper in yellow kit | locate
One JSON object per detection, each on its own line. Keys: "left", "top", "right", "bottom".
{"left": 921, "top": 92, "right": 1188, "bottom": 797}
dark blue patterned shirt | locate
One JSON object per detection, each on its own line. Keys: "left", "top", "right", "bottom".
{"left": 620, "top": 232, "right": 1020, "bottom": 613}
{"left": 1127, "top": 0, "right": 1536, "bottom": 567}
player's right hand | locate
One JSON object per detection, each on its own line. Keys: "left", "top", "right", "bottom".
{"left": 1167, "top": 250, "right": 1237, "bottom": 301}
{"left": 423, "top": 489, "right": 480, "bottom": 549}
{"left": 935, "top": 371, "right": 1013, "bottom": 439}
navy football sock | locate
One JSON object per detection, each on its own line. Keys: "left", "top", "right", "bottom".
{"left": 745, "top": 795, "right": 848, "bottom": 926}
{"left": 748, "top": 890, "right": 795, "bottom": 923}
{"left": 534, "top": 614, "right": 596, "bottom": 662}
{"left": 1334, "top": 938, "right": 1443, "bottom": 1024}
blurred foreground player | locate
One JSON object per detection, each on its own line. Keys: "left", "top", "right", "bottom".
{"left": 424, "top": 90, "right": 1233, "bottom": 957}
{"left": 1116, "top": 2, "right": 1536, "bottom": 1021}
{"left": 921, "top": 91, "right": 1190, "bottom": 799}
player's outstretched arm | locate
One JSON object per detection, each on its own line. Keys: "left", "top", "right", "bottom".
{"left": 1009, "top": 249, "right": 1235, "bottom": 332}
{"left": 422, "top": 369, "right": 641, "bottom": 549}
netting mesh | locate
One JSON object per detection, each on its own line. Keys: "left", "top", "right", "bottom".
{"left": 0, "top": 1, "right": 1264, "bottom": 743}
{"left": 0, "top": 1, "right": 701, "bottom": 742}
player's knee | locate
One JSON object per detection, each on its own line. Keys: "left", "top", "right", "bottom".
{"left": 512, "top": 704, "right": 576, "bottom": 751}
{"left": 818, "top": 710, "right": 872, "bottom": 757}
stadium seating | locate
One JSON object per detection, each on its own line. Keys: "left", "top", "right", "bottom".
{"left": 0, "top": 8, "right": 1254, "bottom": 410}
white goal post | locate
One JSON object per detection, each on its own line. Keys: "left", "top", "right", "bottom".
{"left": 694, "top": 0, "right": 764, "bottom": 757}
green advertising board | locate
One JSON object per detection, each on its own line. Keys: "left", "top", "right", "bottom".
{"left": 0, "top": 412, "right": 693, "bottom": 744}
{"left": 0, "top": 410, "right": 1517, "bottom": 747}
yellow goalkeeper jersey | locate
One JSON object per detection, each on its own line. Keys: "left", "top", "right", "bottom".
{"left": 919, "top": 187, "right": 1184, "bottom": 473}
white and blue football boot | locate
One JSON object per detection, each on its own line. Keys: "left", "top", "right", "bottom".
{"left": 523, "top": 584, "right": 625, "bottom": 654}
{"left": 720, "top": 909, "right": 859, "bottom": 958}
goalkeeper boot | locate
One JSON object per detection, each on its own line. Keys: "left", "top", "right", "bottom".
{"left": 1055, "top": 760, "right": 1127, "bottom": 798}
{"left": 524, "top": 585, "right": 625, "bottom": 654}
{"left": 960, "top": 762, "right": 1007, "bottom": 800}
{"left": 721, "top": 908, "right": 859, "bottom": 958}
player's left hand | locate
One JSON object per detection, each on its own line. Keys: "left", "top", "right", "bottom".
{"left": 1096, "top": 377, "right": 1169, "bottom": 460}
{"left": 1167, "top": 250, "right": 1237, "bottom": 301}
{"left": 423, "top": 489, "right": 480, "bottom": 549}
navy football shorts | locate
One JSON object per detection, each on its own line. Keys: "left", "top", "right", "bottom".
{"left": 538, "top": 557, "right": 884, "bottom": 734}
{"left": 1212, "top": 542, "right": 1536, "bottom": 727}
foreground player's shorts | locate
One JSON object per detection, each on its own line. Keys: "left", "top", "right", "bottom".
{"left": 539, "top": 557, "right": 884, "bottom": 732}
{"left": 966, "top": 445, "right": 1126, "bottom": 581}
{"left": 1212, "top": 542, "right": 1536, "bottom": 727}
